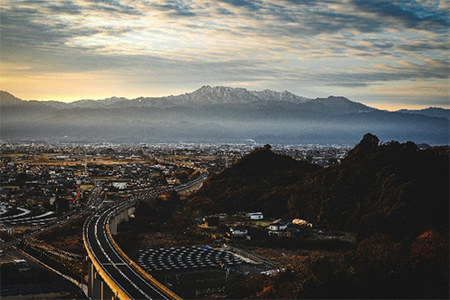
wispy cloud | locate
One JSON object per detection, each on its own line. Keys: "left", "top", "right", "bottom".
{"left": 0, "top": 0, "right": 448, "bottom": 108}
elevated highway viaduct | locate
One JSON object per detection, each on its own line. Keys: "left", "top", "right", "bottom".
{"left": 84, "top": 198, "right": 181, "bottom": 300}
{"left": 84, "top": 171, "right": 208, "bottom": 299}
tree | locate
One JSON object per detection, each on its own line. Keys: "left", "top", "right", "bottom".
{"left": 54, "top": 196, "right": 69, "bottom": 212}
{"left": 410, "top": 230, "right": 449, "bottom": 269}
{"left": 357, "top": 233, "right": 400, "bottom": 274}
{"left": 409, "top": 230, "right": 449, "bottom": 298}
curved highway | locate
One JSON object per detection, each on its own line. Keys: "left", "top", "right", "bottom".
{"left": 84, "top": 200, "right": 170, "bottom": 299}
{"left": 84, "top": 171, "right": 208, "bottom": 299}
{"left": 1, "top": 184, "right": 103, "bottom": 250}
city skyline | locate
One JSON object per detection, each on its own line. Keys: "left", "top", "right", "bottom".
{"left": 1, "top": 0, "right": 449, "bottom": 111}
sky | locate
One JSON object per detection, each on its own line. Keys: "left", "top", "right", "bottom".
{"left": 0, "top": 0, "right": 449, "bottom": 110}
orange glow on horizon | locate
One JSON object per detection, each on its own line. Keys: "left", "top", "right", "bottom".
{"left": 370, "top": 102, "right": 450, "bottom": 111}
{"left": 2, "top": 74, "right": 447, "bottom": 111}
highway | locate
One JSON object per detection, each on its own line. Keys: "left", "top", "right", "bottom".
{"left": 1, "top": 162, "right": 208, "bottom": 299}
{"left": 1, "top": 183, "right": 103, "bottom": 250}
{"left": 84, "top": 171, "right": 208, "bottom": 300}
{"left": 85, "top": 200, "right": 170, "bottom": 299}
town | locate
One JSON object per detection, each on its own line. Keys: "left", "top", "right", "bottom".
{"left": 0, "top": 141, "right": 351, "bottom": 230}
{"left": 1, "top": 142, "right": 351, "bottom": 299}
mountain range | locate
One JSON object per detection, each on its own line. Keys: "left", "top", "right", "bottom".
{"left": 397, "top": 107, "right": 449, "bottom": 119}
{"left": 1, "top": 86, "right": 448, "bottom": 144}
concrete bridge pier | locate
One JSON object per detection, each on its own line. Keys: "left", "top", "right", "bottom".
{"left": 88, "top": 261, "right": 116, "bottom": 300}
{"left": 122, "top": 210, "right": 129, "bottom": 222}
{"left": 109, "top": 206, "right": 135, "bottom": 236}
{"left": 110, "top": 217, "right": 118, "bottom": 235}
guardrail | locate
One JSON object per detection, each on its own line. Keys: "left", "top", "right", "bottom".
{"left": 84, "top": 169, "right": 208, "bottom": 299}
{"left": 1, "top": 185, "right": 101, "bottom": 251}
{"left": 84, "top": 199, "right": 182, "bottom": 299}
{"left": 105, "top": 204, "right": 182, "bottom": 300}
{"left": 15, "top": 246, "right": 88, "bottom": 295}
{"left": 83, "top": 225, "right": 131, "bottom": 300}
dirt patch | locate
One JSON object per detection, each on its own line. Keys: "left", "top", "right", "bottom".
{"left": 137, "top": 231, "right": 210, "bottom": 249}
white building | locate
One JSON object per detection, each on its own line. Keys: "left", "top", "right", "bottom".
{"left": 112, "top": 182, "right": 128, "bottom": 190}
{"left": 268, "top": 219, "right": 289, "bottom": 236}
{"left": 230, "top": 226, "right": 248, "bottom": 237}
{"left": 248, "top": 212, "right": 264, "bottom": 220}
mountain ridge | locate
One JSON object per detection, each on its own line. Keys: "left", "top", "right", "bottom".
{"left": 0, "top": 87, "right": 366, "bottom": 110}
{"left": 397, "top": 107, "right": 449, "bottom": 119}
{"left": 1, "top": 86, "right": 313, "bottom": 109}
{"left": 2, "top": 88, "right": 447, "bottom": 114}
{"left": 1, "top": 88, "right": 448, "bottom": 145}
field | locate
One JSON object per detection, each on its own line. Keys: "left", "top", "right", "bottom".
{"left": 0, "top": 153, "right": 148, "bottom": 166}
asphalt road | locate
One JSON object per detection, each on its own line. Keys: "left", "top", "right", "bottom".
{"left": 84, "top": 172, "right": 208, "bottom": 299}
{"left": 1, "top": 184, "right": 102, "bottom": 250}
{"left": 85, "top": 201, "right": 169, "bottom": 299}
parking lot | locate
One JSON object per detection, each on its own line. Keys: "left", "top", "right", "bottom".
{"left": 137, "top": 246, "right": 245, "bottom": 272}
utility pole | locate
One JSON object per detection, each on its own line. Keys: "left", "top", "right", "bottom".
{"left": 84, "top": 151, "right": 88, "bottom": 177}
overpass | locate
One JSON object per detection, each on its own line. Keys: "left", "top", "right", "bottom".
{"left": 84, "top": 198, "right": 181, "bottom": 300}
{"left": 84, "top": 172, "right": 208, "bottom": 299}
{"left": 1, "top": 184, "right": 103, "bottom": 251}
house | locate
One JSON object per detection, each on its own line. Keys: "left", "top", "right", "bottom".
{"left": 283, "top": 227, "right": 302, "bottom": 238}
{"left": 268, "top": 219, "right": 290, "bottom": 236}
{"left": 217, "top": 213, "right": 227, "bottom": 219}
{"left": 248, "top": 212, "right": 264, "bottom": 220}
{"left": 230, "top": 226, "right": 248, "bottom": 237}
{"left": 112, "top": 182, "right": 127, "bottom": 190}
{"left": 14, "top": 259, "right": 30, "bottom": 272}
{"left": 166, "top": 177, "right": 180, "bottom": 185}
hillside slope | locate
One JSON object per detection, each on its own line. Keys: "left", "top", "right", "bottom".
{"left": 189, "top": 134, "right": 449, "bottom": 240}
{"left": 288, "top": 133, "right": 449, "bottom": 240}
{"left": 187, "top": 145, "right": 320, "bottom": 217}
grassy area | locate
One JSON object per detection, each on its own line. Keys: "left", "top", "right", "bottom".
{"left": 252, "top": 220, "right": 272, "bottom": 227}
{"left": 39, "top": 216, "right": 86, "bottom": 254}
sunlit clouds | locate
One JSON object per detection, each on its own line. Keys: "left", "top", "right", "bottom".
{"left": 0, "top": 0, "right": 448, "bottom": 109}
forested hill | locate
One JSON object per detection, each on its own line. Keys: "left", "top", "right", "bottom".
{"left": 287, "top": 133, "right": 449, "bottom": 240}
{"left": 187, "top": 145, "right": 320, "bottom": 217}
{"left": 188, "top": 134, "right": 449, "bottom": 241}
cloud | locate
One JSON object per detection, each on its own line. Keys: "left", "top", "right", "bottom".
{"left": 47, "top": 1, "right": 83, "bottom": 15}
{"left": 86, "top": 0, "right": 143, "bottom": 15}
{"left": 218, "top": 0, "right": 261, "bottom": 11}
{"left": 217, "top": 7, "right": 234, "bottom": 15}
{"left": 151, "top": 1, "right": 197, "bottom": 17}
{"left": 350, "top": 0, "right": 449, "bottom": 29}
{"left": 0, "top": 0, "right": 448, "bottom": 108}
